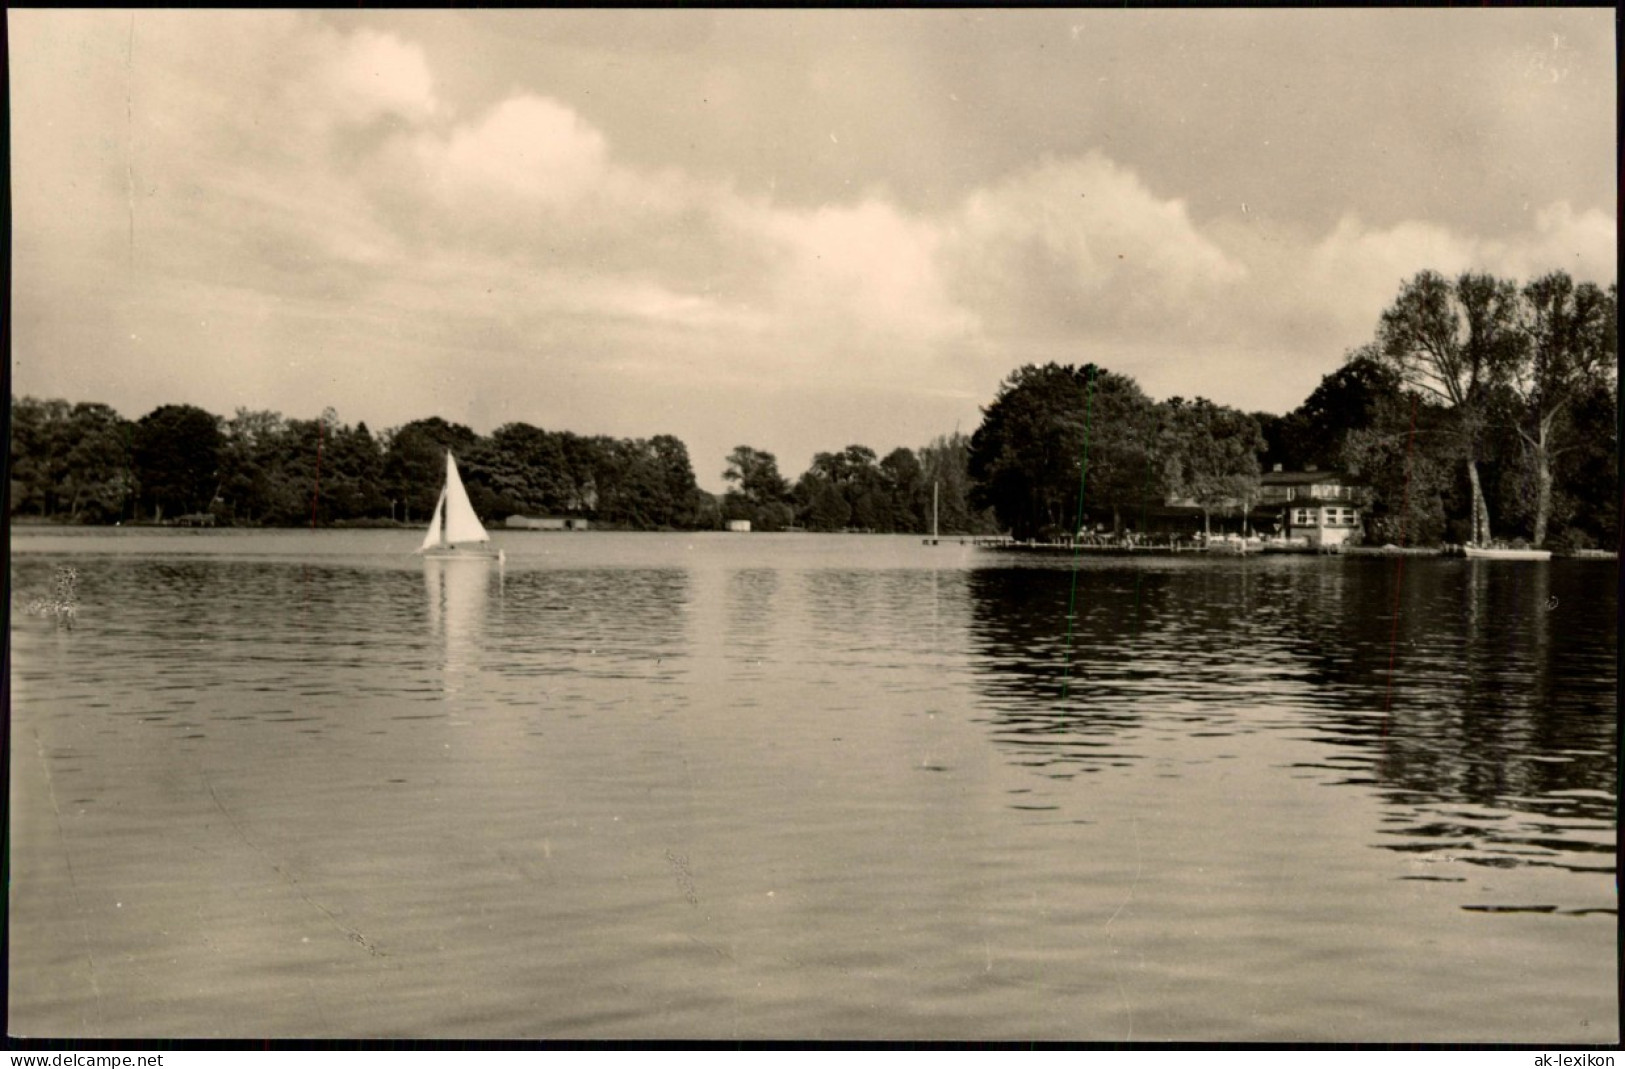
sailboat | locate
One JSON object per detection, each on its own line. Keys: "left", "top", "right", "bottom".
{"left": 417, "top": 452, "right": 504, "bottom": 561}
{"left": 922, "top": 481, "right": 941, "bottom": 545}
{"left": 1462, "top": 544, "right": 1551, "bottom": 561}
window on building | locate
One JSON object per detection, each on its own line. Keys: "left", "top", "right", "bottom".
{"left": 1293, "top": 508, "right": 1313, "bottom": 526}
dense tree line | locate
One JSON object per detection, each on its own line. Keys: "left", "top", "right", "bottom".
{"left": 10, "top": 272, "right": 1613, "bottom": 545}
{"left": 9, "top": 399, "right": 139, "bottom": 523}
{"left": 8, "top": 401, "right": 716, "bottom": 530}
{"left": 715, "top": 435, "right": 1000, "bottom": 534}
{"left": 9, "top": 399, "right": 998, "bottom": 535}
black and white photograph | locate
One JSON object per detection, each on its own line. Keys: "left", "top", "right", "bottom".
{"left": 7, "top": 8, "right": 1617, "bottom": 1044}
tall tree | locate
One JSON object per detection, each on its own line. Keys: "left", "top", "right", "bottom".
{"left": 302, "top": 412, "right": 386, "bottom": 523}
{"left": 131, "top": 404, "right": 225, "bottom": 520}
{"left": 1549, "top": 375, "right": 1619, "bottom": 548}
{"left": 649, "top": 434, "right": 703, "bottom": 529}
{"left": 11, "top": 397, "right": 136, "bottom": 521}
{"left": 795, "top": 471, "right": 851, "bottom": 531}
{"left": 219, "top": 408, "right": 287, "bottom": 524}
{"left": 806, "top": 445, "right": 892, "bottom": 531}
{"left": 1375, "top": 270, "right": 1523, "bottom": 545}
{"left": 586, "top": 435, "right": 703, "bottom": 529}
{"left": 334, "top": 420, "right": 388, "bottom": 520}
{"left": 60, "top": 403, "right": 137, "bottom": 522}
{"left": 1339, "top": 386, "right": 1459, "bottom": 547}
{"left": 724, "top": 446, "right": 791, "bottom": 504}
{"left": 10, "top": 396, "right": 73, "bottom": 516}
{"left": 878, "top": 446, "right": 924, "bottom": 532}
{"left": 969, "top": 363, "right": 1159, "bottom": 540}
{"left": 1506, "top": 273, "right": 1617, "bottom": 546}
{"left": 1252, "top": 410, "right": 1296, "bottom": 473}
{"left": 279, "top": 412, "right": 333, "bottom": 525}
{"left": 591, "top": 438, "right": 647, "bottom": 528}
{"left": 723, "top": 445, "right": 793, "bottom": 530}
{"left": 555, "top": 432, "right": 605, "bottom": 514}
{"left": 1282, "top": 348, "right": 1403, "bottom": 470}
{"left": 1159, "top": 397, "right": 1265, "bottom": 536}
{"left": 468, "top": 422, "right": 572, "bottom": 518}
{"left": 383, "top": 417, "right": 478, "bottom": 522}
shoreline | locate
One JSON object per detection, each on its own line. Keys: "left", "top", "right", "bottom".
{"left": 975, "top": 541, "right": 1616, "bottom": 560}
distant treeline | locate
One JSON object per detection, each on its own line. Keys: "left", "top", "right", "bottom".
{"left": 6, "top": 400, "right": 1000, "bottom": 535}
{"left": 9, "top": 270, "right": 1616, "bottom": 547}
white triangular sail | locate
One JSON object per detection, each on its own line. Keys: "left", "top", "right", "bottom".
{"left": 441, "top": 453, "right": 490, "bottom": 545}
{"left": 419, "top": 488, "right": 447, "bottom": 552}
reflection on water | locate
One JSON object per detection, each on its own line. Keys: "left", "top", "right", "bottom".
{"left": 424, "top": 558, "right": 495, "bottom": 689}
{"left": 726, "top": 569, "right": 778, "bottom": 662}
{"left": 7, "top": 533, "right": 1617, "bottom": 1041}
{"left": 965, "top": 557, "right": 1617, "bottom": 903}
{"left": 965, "top": 563, "right": 1315, "bottom": 778}
{"left": 488, "top": 567, "right": 691, "bottom": 675}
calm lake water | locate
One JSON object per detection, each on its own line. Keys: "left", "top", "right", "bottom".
{"left": 8, "top": 529, "right": 1617, "bottom": 1041}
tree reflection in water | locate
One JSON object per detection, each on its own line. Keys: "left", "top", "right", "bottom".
{"left": 965, "top": 558, "right": 1616, "bottom": 886}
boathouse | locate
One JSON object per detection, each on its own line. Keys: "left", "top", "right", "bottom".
{"left": 1257, "top": 466, "right": 1367, "bottom": 548}
{"left": 505, "top": 515, "right": 589, "bottom": 531}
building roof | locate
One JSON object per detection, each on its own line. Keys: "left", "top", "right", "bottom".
{"left": 1273, "top": 497, "right": 1362, "bottom": 508}
{"left": 1259, "top": 469, "right": 1362, "bottom": 487}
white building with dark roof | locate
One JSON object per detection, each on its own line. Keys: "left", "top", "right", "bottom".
{"left": 1257, "top": 466, "right": 1367, "bottom": 548}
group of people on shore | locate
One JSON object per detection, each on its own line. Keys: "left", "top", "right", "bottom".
{"left": 1067, "top": 527, "right": 1269, "bottom": 550}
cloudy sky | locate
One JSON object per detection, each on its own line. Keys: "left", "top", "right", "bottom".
{"left": 10, "top": 10, "right": 1615, "bottom": 489}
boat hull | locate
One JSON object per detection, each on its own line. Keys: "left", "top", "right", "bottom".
{"left": 1463, "top": 547, "right": 1551, "bottom": 561}
{"left": 421, "top": 545, "right": 505, "bottom": 562}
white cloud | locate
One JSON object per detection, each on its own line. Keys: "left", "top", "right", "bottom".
{"left": 1302, "top": 215, "right": 1480, "bottom": 336}
{"left": 754, "top": 198, "right": 977, "bottom": 346}
{"left": 367, "top": 94, "right": 976, "bottom": 388}
{"left": 323, "top": 28, "right": 439, "bottom": 125}
{"left": 942, "top": 154, "right": 1247, "bottom": 339}
{"left": 1507, "top": 202, "right": 1616, "bottom": 284}
{"left": 1300, "top": 204, "right": 1618, "bottom": 340}
{"left": 426, "top": 94, "right": 608, "bottom": 206}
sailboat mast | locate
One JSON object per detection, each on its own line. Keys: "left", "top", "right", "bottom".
{"left": 933, "top": 481, "right": 939, "bottom": 540}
